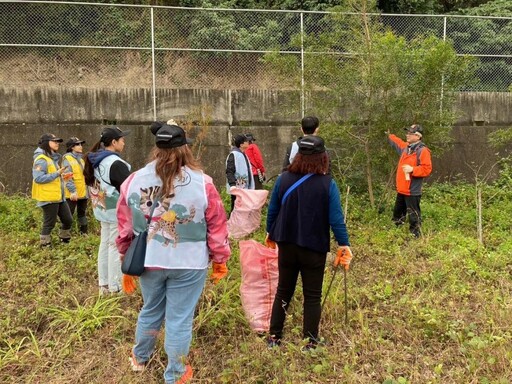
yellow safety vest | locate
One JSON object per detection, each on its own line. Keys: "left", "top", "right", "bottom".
{"left": 32, "top": 154, "right": 62, "bottom": 202}
{"left": 62, "top": 153, "right": 87, "bottom": 199}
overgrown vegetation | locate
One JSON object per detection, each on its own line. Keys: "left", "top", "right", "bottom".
{"left": 1, "top": 175, "right": 511, "bottom": 383}
{"left": 265, "top": 0, "right": 476, "bottom": 205}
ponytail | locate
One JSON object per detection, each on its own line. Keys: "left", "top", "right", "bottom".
{"left": 83, "top": 140, "right": 102, "bottom": 186}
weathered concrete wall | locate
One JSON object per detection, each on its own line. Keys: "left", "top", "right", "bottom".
{"left": 454, "top": 92, "right": 512, "bottom": 125}
{"left": 0, "top": 87, "right": 301, "bottom": 124}
{"left": 0, "top": 87, "right": 511, "bottom": 194}
{"left": 0, "top": 122, "right": 292, "bottom": 194}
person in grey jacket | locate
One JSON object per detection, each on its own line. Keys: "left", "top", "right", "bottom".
{"left": 31, "top": 133, "right": 73, "bottom": 246}
{"left": 62, "top": 137, "right": 88, "bottom": 234}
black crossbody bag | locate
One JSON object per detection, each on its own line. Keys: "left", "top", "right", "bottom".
{"left": 121, "top": 197, "right": 159, "bottom": 276}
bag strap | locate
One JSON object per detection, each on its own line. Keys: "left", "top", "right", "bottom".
{"left": 145, "top": 196, "right": 160, "bottom": 228}
{"left": 416, "top": 146, "right": 423, "bottom": 166}
{"left": 281, "top": 173, "right": 313, "bottom": 205}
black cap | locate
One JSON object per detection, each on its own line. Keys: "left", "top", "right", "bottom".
{"left": 66, "top": 137, "right": 86, "bottom": 150}
{"left": 150, "top": 122, "right": 192, "bottom": 149}
{"left": 100, "top": 126, "right": 130, "bottom": 142}
{"left": 404, "top": 124, "right": 423, "bottom": 135}
{"left": 233, "top": 134, "right": 248, "bottom": 148}
{"left": 298, "top": 136, "right": 326, "bottom": 155}
{"left": 39, "top": 133, "right": 63, "bottom": 144}
{"left": 245, "top": 133, "right": 255, "bottom": 142}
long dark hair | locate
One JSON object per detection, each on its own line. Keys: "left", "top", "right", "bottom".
{"left": 83, "top": 140, "right": 104, "bottom": 186}
{"left": 149, "top": 145, "right": 202, "bottom": 197}
{"left": 288, "top": 152, "right": 329, "bottom": 175}
{"left": 38, "top": 141, "right": 54, "bottom": 158}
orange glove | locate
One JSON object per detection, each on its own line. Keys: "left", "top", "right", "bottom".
{"left": 334, "top": 246, "right": 353, "bottom": 270}
{"left": 265, "top": 233, "right": 277, "bottom": 249}
{"left": 210, "top": 262, "right": 228, "bottom": 284}
{"left": 122, "top": 274, "right": 138, "bottom": 294}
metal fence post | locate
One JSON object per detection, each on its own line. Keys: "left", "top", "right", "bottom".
{"left": 151, "top": 6, "right": 157, "bottom": 121}
{"left": 300, "top": 11, "right": 305, "bottom": 118}
{"left": 440, "top": 16, "right": 447, "bottom": 117}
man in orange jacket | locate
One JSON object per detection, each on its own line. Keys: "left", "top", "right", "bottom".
{"left": 387, "top": 124, "right": 432, "bottom": 237}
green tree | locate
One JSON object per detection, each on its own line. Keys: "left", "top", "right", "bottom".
{"left": 448, "top": 1, "right": 512, "bottom": 90}
{"left": 169, "top": 1, "right": 288, "bottom": 54}
{"left": 265, "top": 0, "right": 475, "bottom": 206}
{"left": 456, "top": 0, "right": 512, "bottom": 16}
{"left": 377, "top": 0, "right": 493, "bottom": 14}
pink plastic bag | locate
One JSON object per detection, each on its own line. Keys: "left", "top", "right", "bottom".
{"left": 227, "top": 188, "right": 268, "bottom": 239}
{"left": 239, "top": 240, "right": 279, "bottom": 332}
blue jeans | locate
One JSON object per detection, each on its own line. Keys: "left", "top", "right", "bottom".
{"left": 133, "top": 268, "right": 207, "bottom": 384}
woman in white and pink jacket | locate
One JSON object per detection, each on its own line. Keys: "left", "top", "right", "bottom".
{"left": 116, "top": 120, "right": 231, "bottom": 384}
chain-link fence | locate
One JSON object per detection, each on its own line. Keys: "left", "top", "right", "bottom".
{"left": 1, "top": 1, "right": 511, "bottom": 118}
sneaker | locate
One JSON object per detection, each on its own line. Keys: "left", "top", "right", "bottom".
{"left": 176, "top": 365, "right": 193, "bottom": 384}
{"left": 267, "top": 336, "right": 281, "bottom": 349}
{"left": 109, "top": 287, "right": 122, "bottom": 295}
{"left": 300, "top": 341, "right": 318, "bottom": 353}
{"left": 129, "top": 352, "right": 146, "bottom": 372}
{"left": 99, "top": 286, "right": 109, "bottom": 296}
{"left": 40, "top": 235, "right": 52, "bottom": 247}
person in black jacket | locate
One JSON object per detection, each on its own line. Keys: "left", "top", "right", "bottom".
{"left": 225, "top": 134, "right": 254, "bottom": 212}
{"left": 282, "top": 116, "right": 320, "bottom": 172}
{"left": 282, "top": 116, "right": 331, "bottom": 174}
{"left": 266, "top": 135, "right": 353, "bottom": 350}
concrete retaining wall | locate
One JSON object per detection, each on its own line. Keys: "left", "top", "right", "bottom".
{"left": 0, "top": 87, "right": 510, "bottom": 193}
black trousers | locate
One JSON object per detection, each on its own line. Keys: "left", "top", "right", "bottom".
{"left": 269, "top": 242, "right": 327, "bottom": 342}
{"left": 392, "top": 193, "right": 422, "bottom": 237}
{"left": 230, "top": 194, "right": 236, "bottom": 213}
{"left": 253, "top": 176, "right": 263, "bottom": 190}
{"left": 66, "top": 198, "right": 88, "bottom": 227}
{"left": 41, "top": 201, "right": 73, "bottom": 236}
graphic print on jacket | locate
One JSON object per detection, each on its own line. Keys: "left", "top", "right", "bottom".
{"left": 235, "top": 172, "right": 249, "bottom": 189}
{"left": 89, "top": 179, "right": 106, "bottom": 210}
{"left": 140, "top": 186, "right": 196, "bottom": 248}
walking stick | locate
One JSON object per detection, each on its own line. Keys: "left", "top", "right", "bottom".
{"left": 343, "top": 266, "right": 348, "bottom": 326}
{"left": 321, "top": 185, "right": 351, "bottom": 320}
{"left": 343, "top": 185, "right": 350, "bottom": 326}
{"left": 321, "top": 263, "right": 339, "bottom": 312}
{"left": 321, "top": 264, "right": 349, "bottom": 327}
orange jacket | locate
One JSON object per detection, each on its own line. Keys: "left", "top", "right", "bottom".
{"left": 388, "top": 134, "right": 432, "bottom": 196}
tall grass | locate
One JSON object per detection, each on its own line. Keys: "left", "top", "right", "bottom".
{"left": 0, "top": 182, "right": 511, "bottom": 383}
